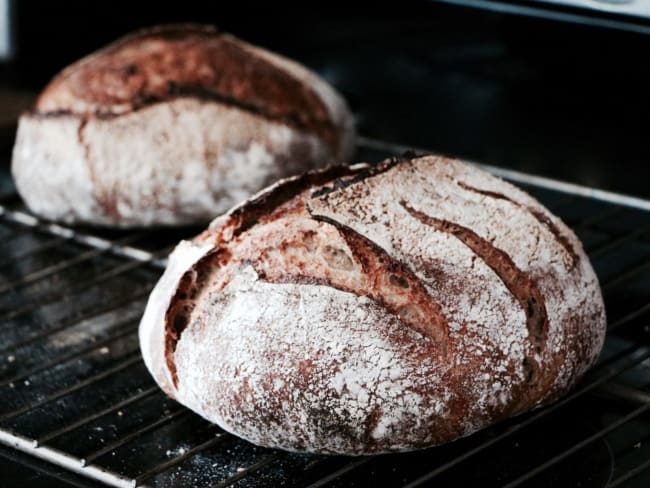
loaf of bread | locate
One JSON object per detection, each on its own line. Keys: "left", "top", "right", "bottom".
{"left": 139, "top": 154, "right": 606, "bottom": 454}
{"left": 11, "top": 24, "right": 354, "bottom": 227}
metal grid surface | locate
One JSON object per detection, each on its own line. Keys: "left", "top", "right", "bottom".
{"left": 0, "top": 140, "right": 649, "bottom": 488}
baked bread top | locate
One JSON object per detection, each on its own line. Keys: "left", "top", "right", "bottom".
{"left": 35, "top": 24, "right": 347, "bottom": 151}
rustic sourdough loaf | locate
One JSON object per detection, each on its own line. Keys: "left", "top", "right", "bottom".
{"left": 11, "top": 24, "right": 355, "bottom": 227}
{"left": 139, "top": 154, "right": 606, "bottom": 454}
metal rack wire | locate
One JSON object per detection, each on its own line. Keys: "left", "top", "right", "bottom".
{"left": 0, "top": 139, "right": 649, "bottom": 487}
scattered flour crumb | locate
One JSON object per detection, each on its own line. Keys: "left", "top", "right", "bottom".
{"left": 166, "top": 446, "right": 188, "bottom": 457}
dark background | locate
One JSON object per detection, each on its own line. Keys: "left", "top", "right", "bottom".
{"left": 1, "top": 0, "right": 649, "bottom": 198}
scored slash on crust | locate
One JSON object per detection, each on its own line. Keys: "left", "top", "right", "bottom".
{"left": 400, "top": 200, "right": 548, "bottom": 389}
{"left": 457, "top": 181, "right": 579, "bottom": 269}
{"left": 34, "top": 24, "right": 342, "bottom": 148}
{"left": 164, "top": 162, "right": 453, "bottom": 388}
{"left": 309, "top": 213, "right": 449, "bottom": 354}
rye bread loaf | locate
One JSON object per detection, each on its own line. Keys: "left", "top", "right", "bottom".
{"left": 139, "top": 154, "right": 606, "bottom": 454}
{"left": 11, "top": 24, "right": 355, "bottom": 227}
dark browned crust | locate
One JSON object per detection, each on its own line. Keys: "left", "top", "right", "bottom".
{"left": 206, "top": 164, "right": 369, "bottom": 242}
{"left": 456, "top": 181, "right": 509, "bottom": 201}
{"left": 164, "top": 247, "right": 230, "bottom": 388}
{"left": 457, "top": 181, "right": 579, "bottom": 268}
{"left": 310, "top": 154, "right": 415, "bottom": 199}
{"left": 401, "top": 201, "right": 548, "bottom": 384}
{"left": 34, "top": 24, "right": 342, "bottom": 147}
{"left": 310, "top": 213, "right": 449, "bottom": 352}
{"left": 115, "top": 23, "right": 220, "bottom": 42}
{"left": 164, "top": 270, "right": 194, "bottom": 388}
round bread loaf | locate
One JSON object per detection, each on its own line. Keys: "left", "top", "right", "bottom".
{"left": 11, "top": 24, "right": 355, "bottom": 227}
{"left": 139, "top": 154, "right": 606, "bottom": 454}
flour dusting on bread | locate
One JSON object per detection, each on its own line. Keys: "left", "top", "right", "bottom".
{"left": 12, "top": 24, "right": 355, "bottom": 227}
{"left": 139, "top": 155, "right": 606, "bottom": 454}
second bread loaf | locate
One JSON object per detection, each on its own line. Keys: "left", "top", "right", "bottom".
{"left": 12, "top": 24, "right": 355, "bottom": 227}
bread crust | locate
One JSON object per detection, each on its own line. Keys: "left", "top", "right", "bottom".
{"left": 12, "top": 24, "right": 355, "bottom": 227}
{"left": 139, "top": 155, "right": 606, "bottom": 454}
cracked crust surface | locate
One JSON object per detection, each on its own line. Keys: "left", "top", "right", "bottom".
{"left": 139, "top": 155, "right": 606, "bottom": 454}
{"left": 11, "top": 24, "right": 355, "bottom": 227}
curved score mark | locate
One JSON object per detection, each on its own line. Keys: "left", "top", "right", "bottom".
{"left": 400, "top": 201, "right": 548, "bottom": 355}
{"left": 310, "top": 214, "right": 449, "bottom": 353}
{"left": 457, "top": 181, "right": 578, "bottom": 269}
{"left": 163, "top": 249, "right": 227, "bottom": 388}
